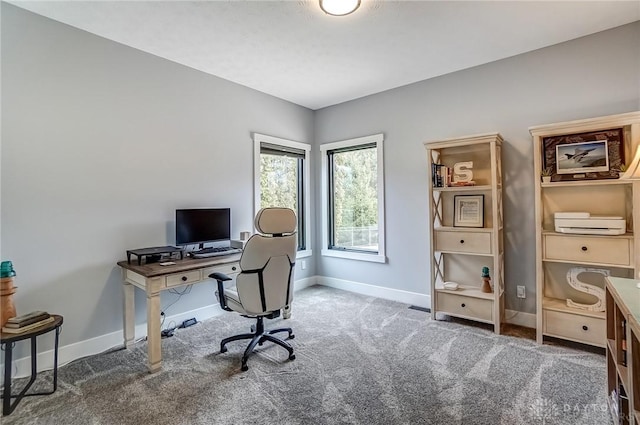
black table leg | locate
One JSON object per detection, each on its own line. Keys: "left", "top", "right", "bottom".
{"left": 2, "top": 341, "right": 14, "bottom": 415}
{"left": 52, "top": 327, "right": 60, "bottom": 392}
{"left": 1, "top": 325, "right": 62, "bottom": 416}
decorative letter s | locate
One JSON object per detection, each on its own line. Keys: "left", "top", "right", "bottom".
{"left": 453, "top": 161, "right": 473, "bottom": 183}
{"left": 566, "top": 267, "right": 608, "bottom": 312}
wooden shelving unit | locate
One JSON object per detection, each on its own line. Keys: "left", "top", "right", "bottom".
{"left": 606, "top": 277, "right": 640, "bottom": 425}
{"left": 425, "top": 133, "right": 504, "bottom": 333}
{"left": 530, "top": 112, "right": 640, "bottom": 347}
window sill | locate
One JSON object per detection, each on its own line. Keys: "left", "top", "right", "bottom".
{"left": 296, "top": 250, "right": 312, "bottom": 259}
{"left": 321, "top": 249, "right": 386, "bottom": 263}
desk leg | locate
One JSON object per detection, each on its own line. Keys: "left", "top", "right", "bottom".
{"left": 123, "top": 282, "right": 135, "bottom": 348}
{"left": 146, "top": 290, "right": 162, "bottom": 373}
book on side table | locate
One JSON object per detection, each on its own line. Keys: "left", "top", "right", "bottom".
{"left": 2, "top": 311, "right": 53, "bottom": 334}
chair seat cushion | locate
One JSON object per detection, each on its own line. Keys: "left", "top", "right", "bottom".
{"left": 221, "top": 287, "right": 280, "bottom": 318}
{"left": 222, "top": 288, "right": 247, "bottom": 314}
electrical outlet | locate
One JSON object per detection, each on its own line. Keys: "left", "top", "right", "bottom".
{"left": 517, "top": 285, "right": 526, "bottom": 299}
{"left": 301, "top": 260, "right": 306, "bottom": 270}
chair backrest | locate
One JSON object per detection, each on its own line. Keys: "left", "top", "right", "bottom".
{"left": 235, "top": 208, "right": 297, "bottom": 315}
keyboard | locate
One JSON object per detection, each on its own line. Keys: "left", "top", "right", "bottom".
{"left": 191, "top": 247, "right": 242, "bottom": 258}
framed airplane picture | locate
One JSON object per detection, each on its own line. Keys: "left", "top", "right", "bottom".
{"left": 542, "top": 128, "right": 624, "bottom": 181}
{"left": 555, "top": 140, "right": 609, "bottom": 174}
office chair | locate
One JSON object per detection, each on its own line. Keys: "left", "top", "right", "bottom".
{"left": 209, "top": 207, "right": 297, "bottom": 371}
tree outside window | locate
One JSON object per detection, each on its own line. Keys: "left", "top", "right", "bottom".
{"left": 321, "top": 133, "right": 385, "bottom": 263}
{"left": 329, "top": 146, "right": 378, "bottom": 252}
{"left": 254, "top": 134, "right": 310, "bottom": 254}
{"left": 260, "top": 151, "right": 305, "bottom": 250}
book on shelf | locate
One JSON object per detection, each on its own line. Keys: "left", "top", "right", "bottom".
{"left": 4, "top": 311, "right": 51, "bottom": 328}
{"left": 450, "top": 181, "right": 476, "bottom": 187}
{"left": 2, "top": 316, "right": 55, "bottom": 334}
{"left": 6, "top": 310, "right": 49, "bottom": 325}
{"left": 622, "top": 319, "right": 627, "bottom": 366}
{"left": 431, "top": 164, "right": 452, "bottom": 188}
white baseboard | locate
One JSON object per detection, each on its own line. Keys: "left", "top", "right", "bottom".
{"left": 316, "top": 276, "right": 430, "bottom": 309}
{"left": 2, "top": 276, "right": 535, "bottom": 380}
{"left": 2, "top": 276, "right": 318, "bottom": 381}
{"left": 293, "top": 276, "right": 317, "bottom": 291}
{"left": 314, "top": 276, "right": 536, "bottom": 330}
{"left": 504, "top": 309, "right": 536, "bottom": 329}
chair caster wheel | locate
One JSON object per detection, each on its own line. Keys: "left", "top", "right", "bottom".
{"left": 241, "top": 364, "right": 249, "bottom": 372}
{"left": 289, "top": 354, "right": 296, "bottom": 361}
{"left": 288, "top": 334, "right": 295, "bottom": 339}
{"left": 220, "top": 346, "right": 227, "bottom": 353}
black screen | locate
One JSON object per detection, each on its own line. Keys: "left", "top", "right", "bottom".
{"left": 175, "top": 208, "right": 231, "bottom": 245}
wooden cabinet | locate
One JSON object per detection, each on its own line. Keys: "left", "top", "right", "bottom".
{"left": 606, "top": 277, "right": 640, "bottom": 425}
{"left": 530, "top": 112, "right": 640, "bottom": 347}
{"left": 425, "top": 133, "right": 504, "bottom": 333}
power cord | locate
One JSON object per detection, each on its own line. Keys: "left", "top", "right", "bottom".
{"left": 159, "top": 285, "right": 193, "bottom": 338}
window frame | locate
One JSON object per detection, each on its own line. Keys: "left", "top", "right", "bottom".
{"left": 253, "top": 133, "right": 312, "bottom": 259}
{"left": 320, "top": 133, "right": 386, "bottom": 263}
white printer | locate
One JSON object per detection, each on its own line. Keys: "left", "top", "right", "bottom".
{"left": 554, "top": 212, "right": 626, "bottom": 235}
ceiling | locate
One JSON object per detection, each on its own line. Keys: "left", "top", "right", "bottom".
{"left": 8, "top": 1, "right": 640, "bottom": 110}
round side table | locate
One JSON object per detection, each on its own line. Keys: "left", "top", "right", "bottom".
{"left": 1, "top": 314, "right": 63, "bottom": 416}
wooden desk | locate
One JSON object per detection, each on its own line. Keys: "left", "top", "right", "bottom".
{"left": 117, "top": 255, "right": 241, "bottom": 373}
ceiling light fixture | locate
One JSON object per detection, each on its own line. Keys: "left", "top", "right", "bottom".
{"left": 319, "top": 0, "right": 361, "bottom": 16}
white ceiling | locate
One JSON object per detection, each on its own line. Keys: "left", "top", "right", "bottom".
{"left": 9, "top": 1, "right": 640, "bottom": 110}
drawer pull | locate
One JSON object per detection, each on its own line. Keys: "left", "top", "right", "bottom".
{"left": 582, "top": 325, "right": 588, "bottom": 331}
{"left": 460, "top": 240, "right": 465, "bottom": 244}
{"left": 581, "top": 246, "right": 588, "bottom": 251}
{"left": 461, "top": 303, "right": 466, "bottom": 308}
{"left": 181, "top": 276, "right": 188, "bottom": 282}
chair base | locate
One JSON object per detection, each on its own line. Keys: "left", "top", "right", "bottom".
{"left": 220, "top": 316, "right": 295, "bottom": 371}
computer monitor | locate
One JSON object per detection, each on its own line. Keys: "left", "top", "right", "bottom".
{"left": 175, "top": 208, "right": 231, "bottom": 246}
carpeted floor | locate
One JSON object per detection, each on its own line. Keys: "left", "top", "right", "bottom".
{"left": 3, "top": 286, "right": 610, "bottom": 424}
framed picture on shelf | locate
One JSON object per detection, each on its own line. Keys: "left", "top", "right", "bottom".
{"left": 542, "top": 128, "right": 624, "bottom": 181}
{"left": 453, "top": 195, "right": 484, "bottom": 228}
{"left": 555, "top": 140, "right": 609, "bottom": 174}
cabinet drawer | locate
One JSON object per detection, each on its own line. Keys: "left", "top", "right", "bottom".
{"left": 544, "top": 235, "right": 631, "bottom": 266}
{"left": 165, "top": 270, "right": 201, "bottom": 288}
{"left": 543, "top": 310, "right": 605, "bottom": 347}
{"left": 436, "top": 292, "right": 493, "bottom": 322}
{"left": 435, "top": 231, "right": 492, "bottom": 254}
{"left": 203, "top": 262, "right": 240, "bottom": 278}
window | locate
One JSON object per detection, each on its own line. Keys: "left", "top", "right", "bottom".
{"left": 320, "top": 134, "right": 385, "bottom": 263}
{"left": 254, "top": 133, "right": 311, "bottom": 257}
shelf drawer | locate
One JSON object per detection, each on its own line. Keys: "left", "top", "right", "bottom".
{"left": 435, "top": 231, "right": 492, "bottom": 254}
{"left": 436, "top": 292, "right": 493, "bottom": 322}
{"left": 544, "top": 234, "right": 631, "bottom": 266}
{"left": 165, "top": 270, "right": 201, "bottom": 288}
{"left": 543, "top": 309, "right": 605, "bottom": 346}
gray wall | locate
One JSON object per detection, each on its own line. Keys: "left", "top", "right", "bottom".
{"left": 1, "top": 4, "right": 315, "bottom": 349}
{"left": 2, "top": 2, "right": 639, "bottom": 357}
{"left": 314, "top": 22, "right": 640, "bottom": 314}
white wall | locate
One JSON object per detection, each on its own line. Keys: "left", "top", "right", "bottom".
{"left": 1, "top": 4, "right": 315, "bottom": 357}
{"left": 314, "top": 22, "right": 640, "bottom": 314}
